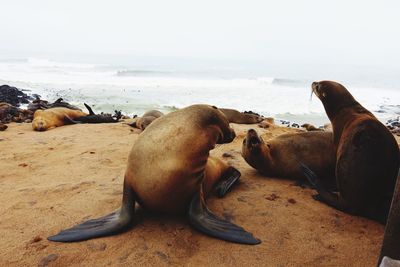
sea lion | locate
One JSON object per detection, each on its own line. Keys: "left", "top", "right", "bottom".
{"left": 220, "top": 108, "right": 264, "bottom": 124}
{"left": 378, "top": 172, "right": 400, "bottom": 265}
{"left": 72, "top": 103, "right": 121, "bottom": 123}
{"left": 301, "top": 123, "right": 323, "bottom": 131}
{"left": 28, "top": 97, "right": 81, "bottom": 112}
{"left": 129, "top": 110, "right": 164, "bottom": 130}
{"left": 32, "top": 107, "right": 87, "bottom": 131}
{"left": 48, "top": 104, "right": 260, "bottom": 245}
{"left": 242, "top": 129, "right": 336, "bottom": 188}
{"left": 301, "top": 81, "right": 399, "bottom": 223}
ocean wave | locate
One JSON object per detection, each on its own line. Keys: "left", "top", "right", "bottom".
{"left": 272, "top": 78, "right": 309, "bottom": 87}
{"left": 25, "top": 57, "right": 98, "bottom": 69}
{"left": 116, "top": 69, "right": 172, "bottom": 77}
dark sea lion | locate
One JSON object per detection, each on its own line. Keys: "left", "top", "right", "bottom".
{"left": 48, "top": 104, "right": 260, "bottom": 245}
{"left": 242, "top": 129, "right": 336, "bottom": 188}
{"left": 129, "top": 110, "right": 164, "bottom": 130}
{"left": 378, "top": 172, "right": 400, "bottom": 265}
{"left": 220, "top": 108, "right": 264, "bottom": 124}
{"left": 72, "top": 103, "right": 121, "bottom": 123}
{"left": 301, "top": 123, "right": 323, "bottom": 131}
{"left": 32, "top": 107, "right": 87, "bottom": 131}
{"left": 28, "top": 97, "right": 81, "bottom": 112}
{"left": 301, "top": 81, "right": 399, "bottom": 223}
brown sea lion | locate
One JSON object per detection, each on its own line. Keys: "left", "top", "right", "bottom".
{"left": 301, "top": 81, "right": 399, "bottom": 223}
{"left": 129, "top": 110, "right": 164, "bottom": 130}
{"left": 48, "top": 104, "right": 260, "bottom": 244}
{"left": 242, "top": 129, "right": 336, "bottom": 188}
{"left": 301, "top": 123, "right": 323, "bottom": 131}
{"left": 378, "top": 172, "right": 400, "bottom": 265}
{"left": 32, "top": 107, "right": 87, "bottom": 131}
{"left": 220, "top": 108, "right": 264, "bottom": 124}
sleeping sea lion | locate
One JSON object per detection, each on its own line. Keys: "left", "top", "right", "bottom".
{"left": 32, "top": 107, "right": 87, "bottom": 131}
{"left": 48, "top": 104, "right": 260, "bottom": 245}
{"left": 301, "top": 81, "right": 399, "bottom": 223}
{"left": 72, "top": 103, "right": 121, "bottom": 123}
{"left": 220, "top": 108, "right": 264, "bottom": 124}
{"left": 301, "top": 123, "right": 323, "bottom": 132}
{"left": 129, "top": 110, "right": 164, "bottom": 130}
{"left": 242, "top": 129, "right": 336, "bottom": 189}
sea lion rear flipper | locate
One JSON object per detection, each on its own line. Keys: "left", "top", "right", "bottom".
{"left": 48, "top": 180, "right": 136, "bottom": 242}
{"left": 64, "top": 115, "right": 81, "bottom": 124}
{"left": 84, "top": 103, "right": 95, "bottom": 115}
{"left": 188, "top": 187, "right": 260, "bottom": 245}
{"left": 215, "top": 167, "right": 241, "bottom": 198}
{"left": 300, "top": 162, "right": 348, "bottom": 211}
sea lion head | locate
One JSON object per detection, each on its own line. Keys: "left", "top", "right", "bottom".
{"left": 243, "top": 111, "right": 264, "bottom": 123}
{"left": 139, "top": 116, "right": 157, "bottom": 130}
{"left": 32, "top": 110, "right": 49, "bottom": 131}
{"left": 209, "top": 105, "right": 236, "bottom": 144}
{"left": 241, "top": 129, "right": 269, "bottom": 169}
{"left": 311, "top": 81, "right": 357, "bottom": 119}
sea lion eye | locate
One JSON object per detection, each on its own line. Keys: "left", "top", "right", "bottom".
{"left": 212, "top": 105, "right": 218, "bottom": 109}
{"left": 243, "top": 138, "right": 246, "bottom": 144}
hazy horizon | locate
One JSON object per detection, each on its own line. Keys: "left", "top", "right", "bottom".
{"left": 1, "top": 0, "right": 399, "bottom": 87}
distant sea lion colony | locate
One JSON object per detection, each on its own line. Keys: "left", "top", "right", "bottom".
{"left": 0, "top": 81, "right": 398, "bottom": 265}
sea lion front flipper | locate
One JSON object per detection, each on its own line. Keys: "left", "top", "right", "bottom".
{"left": 300, "top": 163, "right": 348, "bottom": 211}
{"left": 48, "top": 180, "right": 136, "bottom": 242}
{"left": 188, "top": 187, "right": 260, "bottom": 245}
{"left": 84, "top": 103, "right": 95, "bottom": 115}
{"left": 215, "top": 167, "right": 241, "bottom": 198}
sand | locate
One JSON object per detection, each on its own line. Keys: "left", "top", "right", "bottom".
{"left": 0, "top": 121, "right": 396, "bottom": 267}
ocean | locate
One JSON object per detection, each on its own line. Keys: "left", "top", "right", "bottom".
{"left": 0, "top": 57, "right": 399, "bottom": 126}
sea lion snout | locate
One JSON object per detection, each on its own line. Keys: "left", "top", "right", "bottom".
{"left": 311, "top": 81, "right": 321, "bottom": 96}
{"left": 32, "top": 119, "right": 47, "bottom": 131}
{"left": 224, "top": 128, "right": 236, "bottom": 143}
{"left": 216, "top": 127, "right": 236, "bottom": 144}
{"left": 245, "top": 129, "right": 262, "bottom": 148}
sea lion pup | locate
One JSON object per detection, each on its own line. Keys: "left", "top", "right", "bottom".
{"left": 378, "top": 172, "right": 400, "bottom": 265}
{"left": 32, "top": 107, "right": 87, "bottom": 131}
{"left": 301, "top": 123, "right": 323, "bottom": 131}
{"left": 301, "top": 81, "right": 399, "bottom": 223}
{"left": 129, "top": 110, "right": 164, "bottom": 130}
{"left": 48, "top": 104, "right": 260, "bottom": 244}
{"left": 220, "top": 108, "right": 264, "bottom": 124}
{"left": 242, "top": 129, "right": 336, "bottom": 188}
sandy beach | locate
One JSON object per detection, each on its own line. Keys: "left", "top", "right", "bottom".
{"left": 1, "top": 120, "right": 398, "bottom": 267}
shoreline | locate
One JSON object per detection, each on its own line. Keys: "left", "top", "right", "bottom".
{"left": 1, "top": 76, "right": 399, "bottom": 126}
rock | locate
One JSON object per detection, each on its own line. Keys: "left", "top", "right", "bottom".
{"left": 0, "top": 102, "right": 33, "bottom": 123}
{"left": 87, "top": 242, "right": 107, "bottom": 251}
{"left": 0, "top": 123, "right": 7, "bottom": 131}
{"left": 265, "top": 194, "right": 279, "bottom": 201}
{"left": 38, "top": 254, "right": 58, "bottom": 267}
{"left": 0, "top": 85, "right": 33, "bottom": 107}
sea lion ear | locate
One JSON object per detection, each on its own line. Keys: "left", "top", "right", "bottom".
{"left": 211, "top": 105, "right": 218, "bottom": 109}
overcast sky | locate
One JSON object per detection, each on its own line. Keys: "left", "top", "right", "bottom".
{"left": 0, "top": 0, "right": 399, "bottom": 72}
